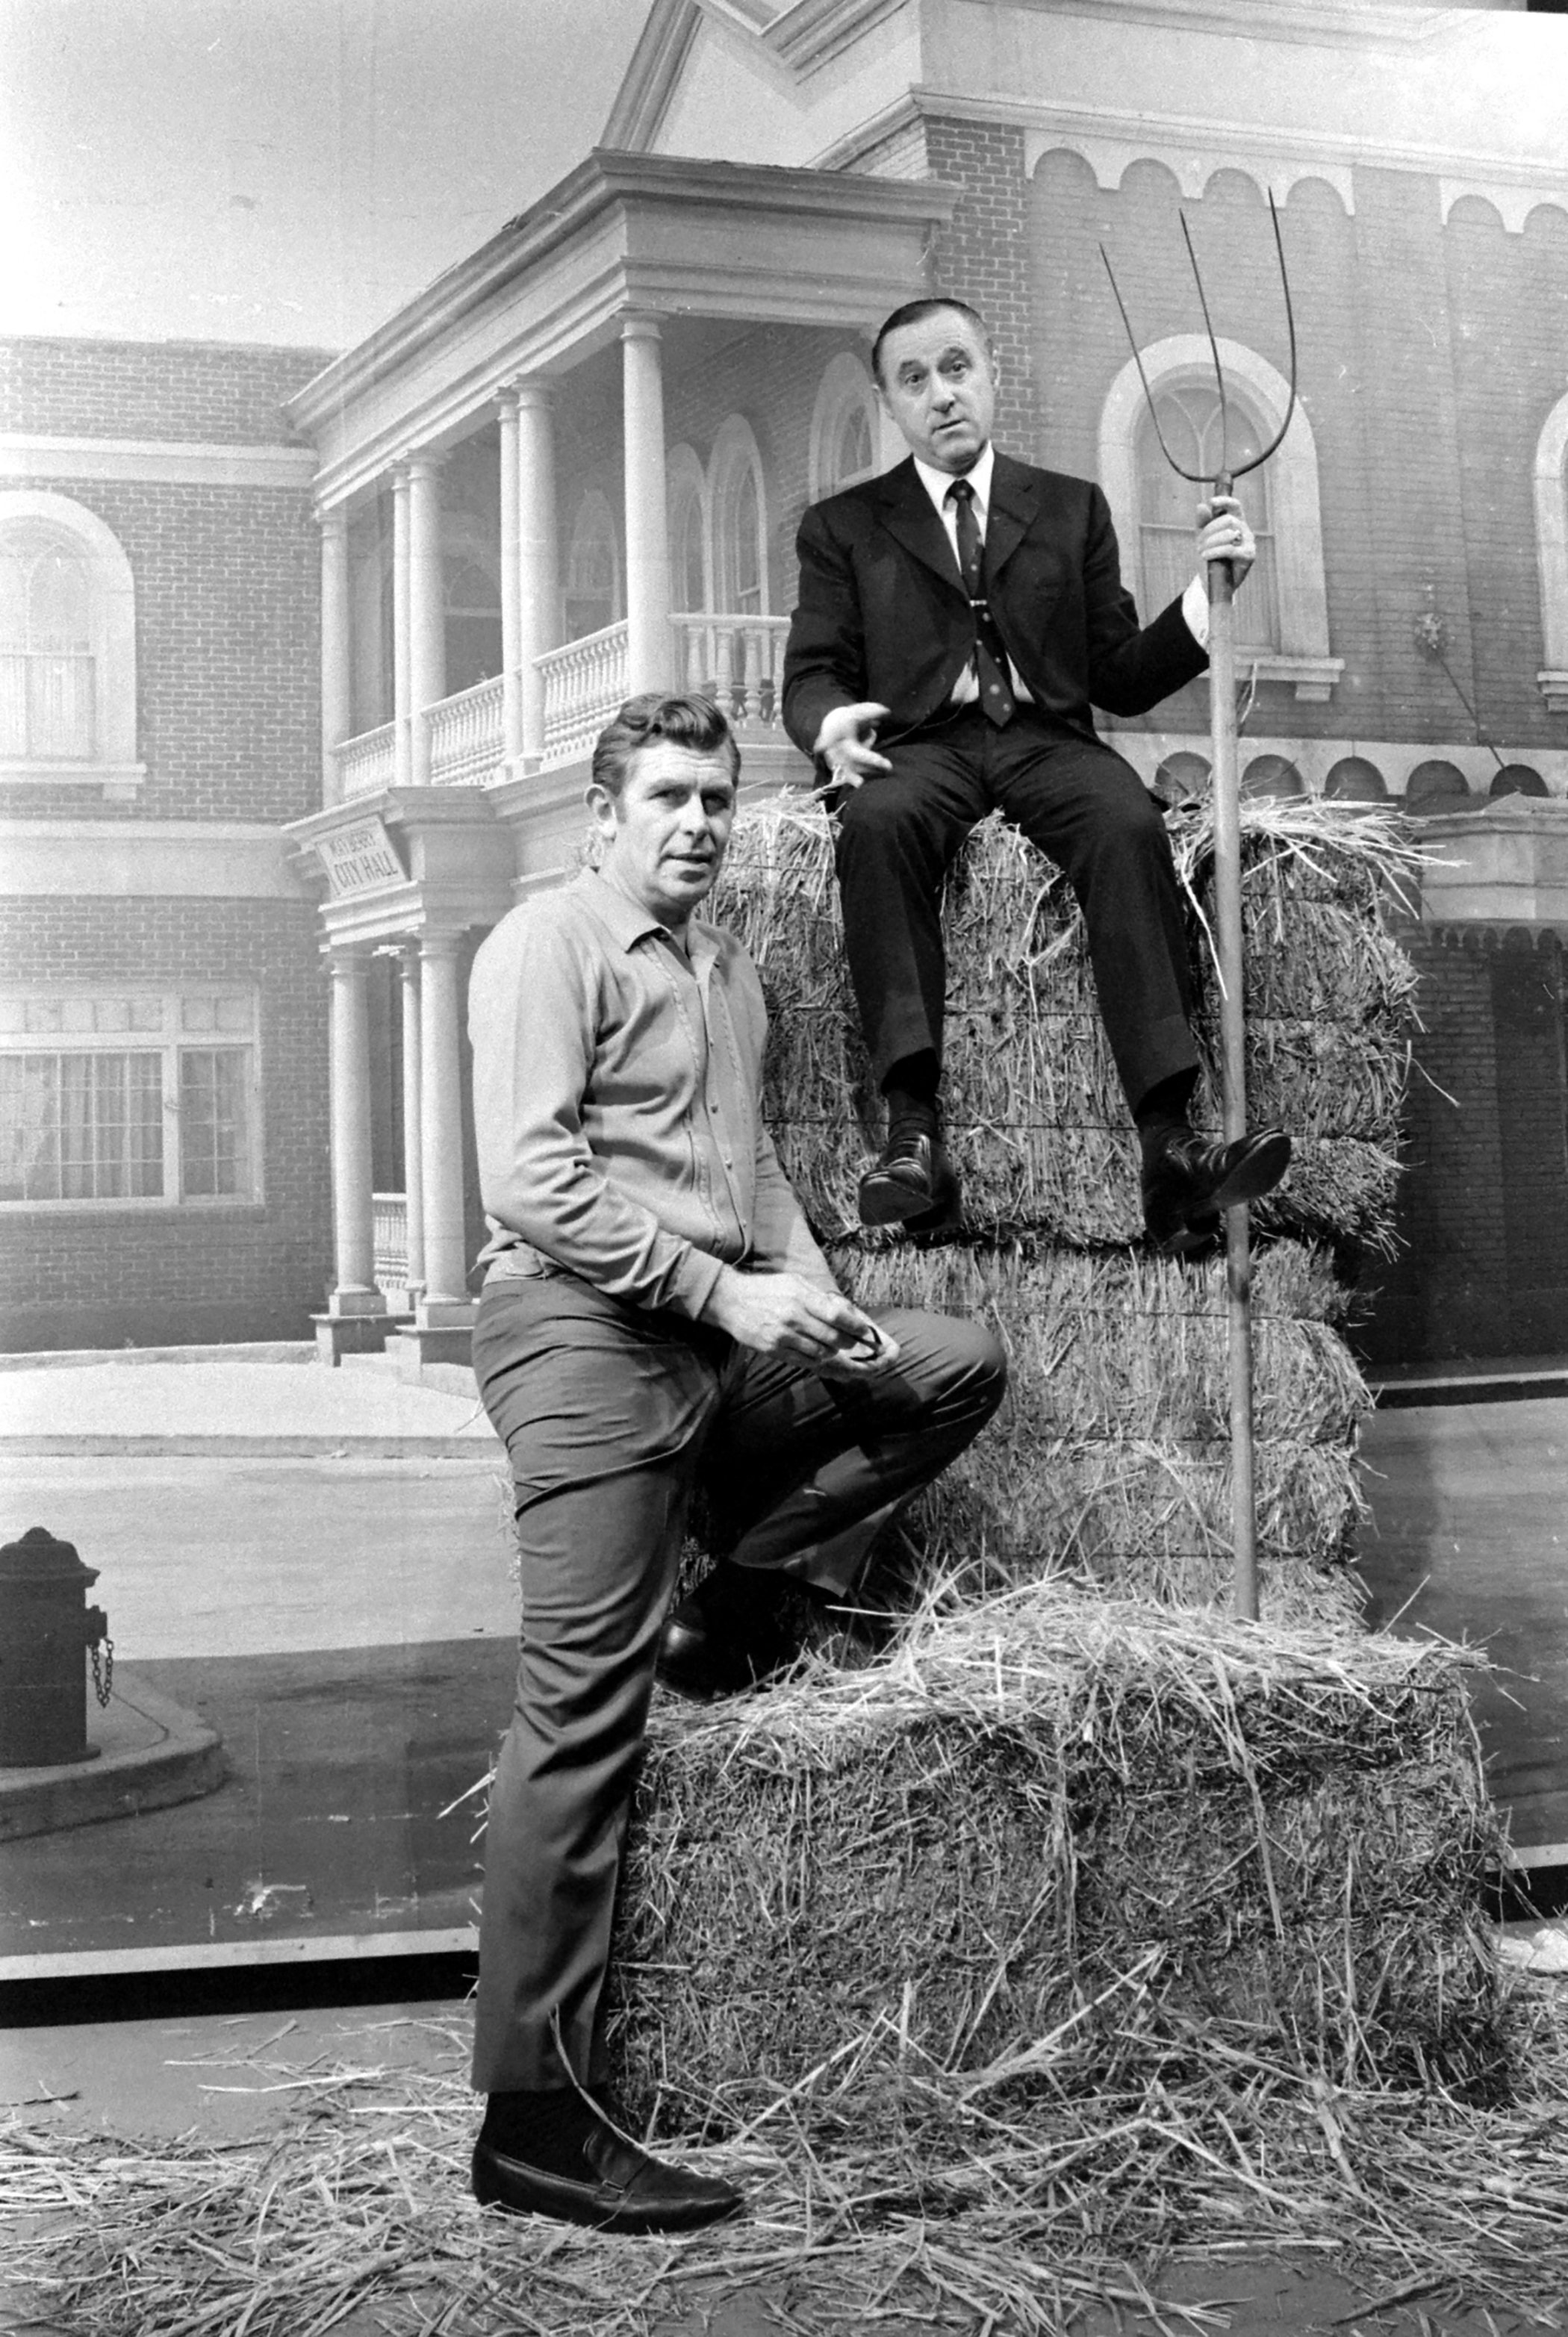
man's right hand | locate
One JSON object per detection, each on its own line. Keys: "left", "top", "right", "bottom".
{"left": 812, "top": 701, "right": 892, "bottom": 788}
{"left": 700, "top": 1266, "right": 899, "bottom": 1379}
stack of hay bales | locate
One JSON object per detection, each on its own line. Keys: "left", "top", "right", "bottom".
{"left": 710, "top": 798, "right": 1417, "bottom": 1621}
{"left": 606, "top": 796, "right": 1507, "bottom": 2136}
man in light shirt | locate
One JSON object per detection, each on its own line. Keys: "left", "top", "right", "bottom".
{"left": 464, "top": 691, "right": 1004, "bottom": 2236}
{"left": 782, "top": 295, "right": 1289, "bottom": 1251}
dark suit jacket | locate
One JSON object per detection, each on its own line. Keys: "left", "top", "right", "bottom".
{"left": 781, "top": 449, "right": 1208, "bottom": 759}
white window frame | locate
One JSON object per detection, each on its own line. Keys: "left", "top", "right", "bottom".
{"left": 1534, "top": 389, "right": 1568, "bottom": 715}
{"left": 1098, "top": 337, "right": 1343, "bottom": 704}
{"left": 665, "top": 444, "right": 712, "bottom": 615}
{"left": 0, "top": 986, "right": 262, "bottom": 1211}
{"left": 562, "top": 489, "right": 623, "bottom": 641}
{"left": 0, "top": 490, "right": 144, "bottom": 797}
{"left": 708, "top": 417, "right": 770, "bottom": 618}
{"left": 808, "top": 352, "right": 896, "bottom": 502}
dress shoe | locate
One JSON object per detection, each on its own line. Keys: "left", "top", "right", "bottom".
{"left": 656, "top": 1565, "right": 800, "bottom": 1701}
{"left": 473, "top": 2110, "right": 742, "bottom": 2234}
{"left": 857, "top": 1126, "right": 960, "bottom": 1229}
{"left": 1142, "top": 1125, "right": 1292, "bottom": 1254}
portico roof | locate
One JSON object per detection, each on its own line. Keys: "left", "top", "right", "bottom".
{"left": 285, "top": 149, "right": 956, "bottom": 511}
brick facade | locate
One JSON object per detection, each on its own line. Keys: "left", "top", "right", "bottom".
{"left": 2, "top": 339, "right": 335, "bottom": 1348}
{"left": 0, "top": 897, "right": 331, "bottom": 1351}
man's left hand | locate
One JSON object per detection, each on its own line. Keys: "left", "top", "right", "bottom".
{"left": 1195, "top": 494, "right": 1255, "bottom": 589}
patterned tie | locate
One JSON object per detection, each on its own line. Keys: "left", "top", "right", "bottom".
{"left": 948, "top": 477, "right": 1016, "bottom": 727}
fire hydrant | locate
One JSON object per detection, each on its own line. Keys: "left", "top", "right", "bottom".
{"left": 0, "top": 1526, "right": 113, "bottom": 1767}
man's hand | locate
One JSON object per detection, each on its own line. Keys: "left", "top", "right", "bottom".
{"left": 1195, "top": 494, "right": 1255, "bottom": 590}
{"left": 812, "top": 701, "right": 892, "bottom": 788}
{"left": 700, "top": 1267, "right": 900, "bottom": 1380}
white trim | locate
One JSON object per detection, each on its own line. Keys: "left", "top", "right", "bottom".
{"left": 808, "top": 349, "right": 889, "bottom": 503}
{"left": 0, "top": 1925, "right": 477, "bottom": 1982}
{"left": 0, "top": 435, "right": 318, "bottom": 490}
{"left": 1102, "top": 731, "right": 1568, "bottom": 800}
{"left": 1099, "top": 337, "right": 1338, "bottom": 703}
{"left": 819, "top": 88, "right": 1568, "bottom": 223}
{"left": 666, "top": 442, "right": 713, "bottom": 612}
{"left": 1440, "top": 182, "right": 1568, "bottom": 237}
{"left": 1534, "top": 390, "right": 1568, "bottom": 706}
{"left": 709, "top": 414, "right": 771, "bottom": 617}
{"left": 0, "top": 821, "right": 308, "bottom": 900}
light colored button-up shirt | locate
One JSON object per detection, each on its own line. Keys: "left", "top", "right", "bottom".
{"left": 469, "top": 868, "right": 835, "bottom": 1319}
{"left": 910, "top": 441, "right": 1210, "bottom": 709}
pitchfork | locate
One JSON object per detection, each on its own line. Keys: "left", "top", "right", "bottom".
{"left": 1101, "top": 195, "right": 1299, "bottom": 1623}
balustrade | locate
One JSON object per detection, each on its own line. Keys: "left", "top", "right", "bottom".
{"left": 373, "top": 1190, "right": 409, "bottom": 1293}
{"left": 336, "top": 721, "right": 396, "bottom": 798}
{"left": 426, "top": 675, "right": 505, "bottom": 785}
{"left": 670, "top": 614, "right": 788, "bottom": 729}
{"left": 538, "top": 620, "right": 630, "bottom": 765}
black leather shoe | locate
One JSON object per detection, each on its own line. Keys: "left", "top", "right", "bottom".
{"left": 1142, "top": 1126, "right": 1292, "bottom": 1254}
{"left": 473, "top": 2114, "right": 743, "bottom": 2234}
{"left": 656, "top": 1565, "right": 800, "bottom": 1701}
{"left": 857, "top": 1127, "right": 960, "bottom": 1229}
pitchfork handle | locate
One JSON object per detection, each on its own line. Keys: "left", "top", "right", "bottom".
{"left": 1205, "top": 472, "right": 1259, "bottom": 1623}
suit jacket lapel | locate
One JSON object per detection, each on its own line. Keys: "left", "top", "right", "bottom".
{"left": 874, "top": 459, "right": 965, "bottom": 597}
{"left": 983, "top": 452, "right": 1041, "bottom": 585}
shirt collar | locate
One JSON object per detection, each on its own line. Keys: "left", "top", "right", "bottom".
{"left": 577, "top": 865, "right": 718, "bottom": 968}
{"left": 912, "top": 439, "right": 996, "bottom": 523}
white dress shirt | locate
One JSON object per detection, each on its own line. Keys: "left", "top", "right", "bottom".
{"left": 909, "top": 443, "right": 1210, "bottom": 708}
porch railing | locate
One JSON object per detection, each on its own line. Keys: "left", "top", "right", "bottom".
{"left": 426, "top": 675, "right": 505, "bottom": 785}
{"left": 332, "top": 610, "right": 791, "bottom": 800}
{"left": 373, "top": 1190, "right": 409, "bottom": 1294}
{"left": 671, "top": 614, "right": 789, "bottom": 730}
{"left": 538, "top": 621, "right": 629, "bottom": 767}
{"left": 337, "top": 721, "right": 396, "bottom": 798}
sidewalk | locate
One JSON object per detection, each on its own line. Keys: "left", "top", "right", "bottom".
{"left": 0, "top": 1344, "right": 499, "bottom": 1458}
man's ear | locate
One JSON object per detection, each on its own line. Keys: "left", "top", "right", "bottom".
{"left": 585, "top": 781, "right": 619, "bottom": 851}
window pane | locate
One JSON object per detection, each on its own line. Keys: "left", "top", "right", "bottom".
{"left": 180, "top": 1048, "right": 250, "bottom": 1198}
{"left": 833, "top": 404, "right": 874, "bottom": 489}
{"left": 1, "top": 1051, "right": 163, "bottom": 1201}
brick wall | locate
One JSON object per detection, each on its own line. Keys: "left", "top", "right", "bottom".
{"left": 1356, "top": 927, "right": 1568, "bottom": 1365}
{"left": 0, "top": 338, "right": 332, "bottom": 444}
{"left": 5, "top": 472, "right": 319, "bottom": 824}
{"left": 922, "top": 116, "right": 1039, "bottom": 455}
{"left": 0, "top": 897, "right": 332, "bottom": 1351}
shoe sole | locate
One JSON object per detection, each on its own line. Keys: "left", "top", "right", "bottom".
{"left": 1151, "top": 1132, "right": 1293, "bottom": 1254}
{"left": 857, "top": 1175, "right": 962, "bottom": 1228}
{"left": 473, "top": 2160, "right": 744, "bottom": 2234}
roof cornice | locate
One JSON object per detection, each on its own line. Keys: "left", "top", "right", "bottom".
{"left": 284, "top": 149, "right": 957, "bottom": 438}
{"left": 601, "top": 0, "right": 703, "bottom": 151}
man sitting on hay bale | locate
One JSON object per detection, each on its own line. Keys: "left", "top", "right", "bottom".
{"left": 464, "top": 691, "right": 1006, "bottom": 2234}
{"left": 783, "top": 294, "right": 1291, "bottom": 1251}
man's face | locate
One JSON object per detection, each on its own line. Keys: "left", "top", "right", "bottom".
{"left": 875, "top": 308, "right": 998, "bottom": 476}
{"left": 589, "top": 739, "right": 737, "bottom": 928}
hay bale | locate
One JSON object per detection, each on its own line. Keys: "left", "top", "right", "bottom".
{"left": 609, "top": 1584, "right": 1502, "bottom": 2143}
{"left": 712, "top": 797, "right": 1421, "bottom": 1250}
{"left": 833, "top": 1240, "right": 1369, "bottom": 1622}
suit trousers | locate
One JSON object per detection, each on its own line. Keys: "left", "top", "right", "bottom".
{"left": 467, "top": 1269, "right": 1006, "bottom": 2095}
{"left": 833, "top": 706, "right": 1199, "bottom": 1115}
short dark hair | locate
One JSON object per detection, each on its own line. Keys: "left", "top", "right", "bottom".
{"left": 591, "top": 692, "right": 741, "bottom": 800}
{"left": 871, "top": 297, "right": 993, "bottom": 387}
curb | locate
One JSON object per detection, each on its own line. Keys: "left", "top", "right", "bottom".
{"left": 0, "top": 1672, "right": 227, "bottom": 1843}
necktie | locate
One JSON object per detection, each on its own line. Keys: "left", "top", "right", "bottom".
{"left": 948, "top": 477, "right": 1015, "bottom": 727}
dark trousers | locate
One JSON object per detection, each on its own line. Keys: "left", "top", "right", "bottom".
{"left": 833, "top": 706, "right": 1198, "bottom": 1115}
{"left": 468, "top": 1271, "right": 1006, "bottom": 2095}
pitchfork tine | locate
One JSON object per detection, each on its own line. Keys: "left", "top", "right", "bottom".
{"left": 1180, "top": 213, "right": 1231, "bottom": 486}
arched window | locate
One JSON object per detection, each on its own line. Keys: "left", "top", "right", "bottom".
{"left": 1533, "top": 390, "right": 1568, "bottom": 714}
{"left": 563, "top": 491, "right": 621, "bottom": 641}
{"left": 1136, "top": 387, "right": 1279, "bottom": 650}
{"left": 1099, "top": 339, "right": 1341, "bottom": 704}
{"left": 809, "top": 352, "right": 889, "bottom": 502}
{"left": 666, "top": 446, "right": 709, "bottom": 614}
{"left": 0, "top": 492, "right": 140, "bottom": 791}
{"left": 709, "top": 419, "right": 768, "bottom": 617}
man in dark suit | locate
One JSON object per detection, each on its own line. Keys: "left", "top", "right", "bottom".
{"left": 782, "top": 296, "right": 1289, "bottom": 1250}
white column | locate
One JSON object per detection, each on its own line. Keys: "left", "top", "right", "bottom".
{"left": 326, "top": 949, "right": 381, "bottom": 1311}
{"left": 417, "top": 932, "right": 469, "bottom": 1316}
{"left": 621, "top": 317, "right": 671, "bottom": 697}
{"left": 391, "top": 465, "right": 414, "bottom": 788}
{"left": 517, "top": 379, "right": 558, "bottom": 764}
{"left": 497, "top": 390, "right": 523, "bottom": 768}
{"left": 320, "top": 507, "right": 352, "bottom": 806}
{"left": 407, "top": 453, "right": 446, "bottom": 784}
{"left": 397, "top": 947, "right": 426, "bottom": 1299}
